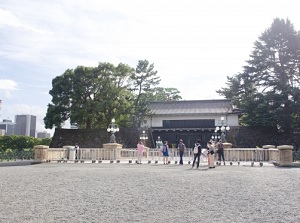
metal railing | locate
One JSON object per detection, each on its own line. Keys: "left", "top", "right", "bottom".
{"left": 0, "top": 149, "right": 34, "bottom": 161}
{"left": 293, "top": 150, "right": 300, "bottom": 161}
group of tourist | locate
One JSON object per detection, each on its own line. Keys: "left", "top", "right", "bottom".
{"left": 182, "top": 138, "right": 225, "bottom": 168}
{"left": 137, "top": 138, "right": 226, "bottom": 168}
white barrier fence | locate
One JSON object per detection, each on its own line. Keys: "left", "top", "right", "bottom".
{"left": 46, "top": 147, "right": 278, "bottom": 163}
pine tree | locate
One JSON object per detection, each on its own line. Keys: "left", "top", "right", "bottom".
{"left": 217, "top": 18, "right": 300, "bottom": 132}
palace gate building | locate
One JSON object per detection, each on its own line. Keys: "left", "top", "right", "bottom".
{"left": 142, "top": 99, "right": 240, "bottom": 148}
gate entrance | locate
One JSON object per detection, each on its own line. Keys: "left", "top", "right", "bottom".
{"left": 151, "top": 129, "right": 212, "bottom": 148}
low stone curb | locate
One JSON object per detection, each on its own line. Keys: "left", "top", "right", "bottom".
{"left": 4, "top": 160, "right": 297, "bottom": 167}
{"left": 0, "top": 160, "right": 42, "bottom": 167}
{"left": 46, "top": 160, "right": 276, "bottom": 167}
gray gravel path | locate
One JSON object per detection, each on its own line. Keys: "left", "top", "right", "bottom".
{"left": 0, "top": 163, "right": 299, "bottom": 223}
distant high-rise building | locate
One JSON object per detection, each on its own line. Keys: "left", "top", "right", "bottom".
{"left": 0, "top": 129, "right": 5, "bottom": 136}
{"left": 37, "top": 131, "right": 51, "bottom": 139}
{"left": 15, "top": 115, "right": 37, "bottom": 137}
{"left": 0, "top": 99, "right": 2, "bottom": 118}
{"left": 0, "top": 119, "right": 15, "bottom": 135}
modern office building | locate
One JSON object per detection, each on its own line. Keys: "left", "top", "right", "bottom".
{"left": 0, "top": 119, "right": 15, "bottom": 136}
{"left": 14, "top": 115, "right": 37, "bottom": 137}
{"left": 0, "top": 129, "right": 5, "bottom": 136}
{"left": 37, "top": 131, "right": 51, "bottom": 138}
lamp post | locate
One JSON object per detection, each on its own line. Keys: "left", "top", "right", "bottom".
{"left": 211, "top": 129, "right": 220, "bottom": 143}
{"left": 215, "top": 116, "right": 230, "bottom": 142}
{"left": 107, "top": 118, "right": 119, "bottom": 143}
{"left": 140, "top": 130, "right": 148, "bottom": 145}
{"left": 155, "top": 136, "right": 163, "bottom": 150}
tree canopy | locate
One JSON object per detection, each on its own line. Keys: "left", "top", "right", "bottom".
{"left": 44, "top": 60, "right": 181, "bottom": 129}
{"left": 217, "top": 18, "right": 300, "bottom": 132}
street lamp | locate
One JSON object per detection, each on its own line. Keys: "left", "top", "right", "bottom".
{"left": 107, "top": 118, "right": 119, "bottom": 143}
{"left": 211, "top": 129, "right": 220, "bottom": 143}
{"left": 140, "top": 130, "right": 148, "bottom": 145}
{"left": 215, "top": 116, "right": 230, "bottom": 142}
{"left": 155, "top": 136, "right": 163, "bottom": 149}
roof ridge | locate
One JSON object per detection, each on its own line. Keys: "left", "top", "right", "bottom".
{"left": 151, "top": 99, "right": 231, "bottom": 104}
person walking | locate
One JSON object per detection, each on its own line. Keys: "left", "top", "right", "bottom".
{"left": 192, "top": 139, "right": 202, "bottom": 169}
{"left": 137, "top": 141, "right": 144, "bottom": 164}
{"left": 206, "top": 139, "right": 214, "bottom": 166}
{"left": 208, "top": 141, "right": 215, "bottom": 168}
{"left": 178, "top": 139, "right": 186, "bottom": 165}
{"left": 217, "top": 139, "right": 225, "bottom": 165}
{"left": 75, "top": 143, "right": 80, "bottom": 160}
{"left": 162, "top": 141, "right": 169, "bottom": 165}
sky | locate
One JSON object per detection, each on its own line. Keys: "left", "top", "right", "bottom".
{"left": 1, "top": 0, "right": 300, "bottom": 136}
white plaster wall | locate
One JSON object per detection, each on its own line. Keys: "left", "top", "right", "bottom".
{"left": 227, "top": 115, "right": 239, "bottom": 126}
{"left": 143, "top": 114, "right": 239, "bottom": 128}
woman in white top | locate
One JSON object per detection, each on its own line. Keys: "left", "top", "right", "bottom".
{"left": 207, "top": 141, "right": 215, "bottom": 168}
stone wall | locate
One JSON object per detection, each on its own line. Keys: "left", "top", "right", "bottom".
{"left": 50, "top": 126, "right": 300, "bottom": 149}
{"left": 50, "top": 128, "right": 153, "bottom": 148}
{"left": 232, "top": 126, "right": 300, "bottom": 148}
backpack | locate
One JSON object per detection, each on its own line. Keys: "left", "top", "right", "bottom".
{"left": 193, "top": 144, "right": 198, "bottom": 154}
{"left": 178, "top": 143, "right": 185, "bottom": 152}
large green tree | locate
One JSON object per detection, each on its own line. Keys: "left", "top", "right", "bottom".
{"left": 44, "top": 63, "right": 134, "bottom": 129}
{"left": 217, "top": 18, "right": 300, "bottom": 132}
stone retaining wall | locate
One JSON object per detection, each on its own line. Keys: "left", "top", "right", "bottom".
{"left": 50, "top": 127, "right": 300, "bottom": 149}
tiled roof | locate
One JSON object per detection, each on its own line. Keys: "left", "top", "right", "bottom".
{"left": 149, "top": 99, "right": 233, "bottom": 115}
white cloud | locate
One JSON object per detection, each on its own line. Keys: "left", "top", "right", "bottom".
{"left": 0, "top": 8, "right": 51, "bottom": 34}
{"left": 0, "top": 79, "right": 18, "bottom": 90}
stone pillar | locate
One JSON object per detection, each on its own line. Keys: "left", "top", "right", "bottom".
{"left": 63, "top": 146, "right": 75, "bottom": 160}
{"left": 223, "top": 142, "right": 232, "bottom": 149}
{"left": 277, "top": 145, "right": 294, "bottom": 167}
{"left": 103, "top": 143, "right": 123, "bottom": 160}
{"left": 262, "top": 145, "right": 275, "bottom": 149}
{"left": 34, "top": 145, "right": 49, "bottom": 162}
{"left": 268, "top": 148, "right": 279, "bottom": 163}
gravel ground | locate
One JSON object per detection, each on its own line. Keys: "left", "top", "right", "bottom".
{"left": 0, "top": 163, "right": 299, "bottom": 223}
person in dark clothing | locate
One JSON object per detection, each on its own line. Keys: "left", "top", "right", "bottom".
{"left": 178, "top": 139, "right": 186, "bottom": 165}
{"left": 74, "top": 143, "right": 80, "bottom": 160}
{"left": 192, "top": 139, "right": 202, "bottom": 169}
{"left": 217, "top": 139, "right": 225, "bottom": 165}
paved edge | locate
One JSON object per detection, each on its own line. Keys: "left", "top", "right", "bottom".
{"left": 0, "top": 160, "right": 42, "bottom": 167}
{"left": 1, "top": 160, "right": 299, "bottom": 168}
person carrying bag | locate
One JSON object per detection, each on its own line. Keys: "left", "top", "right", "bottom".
{"left": 192, "top": 139, "right": 202, "bottom": 169}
